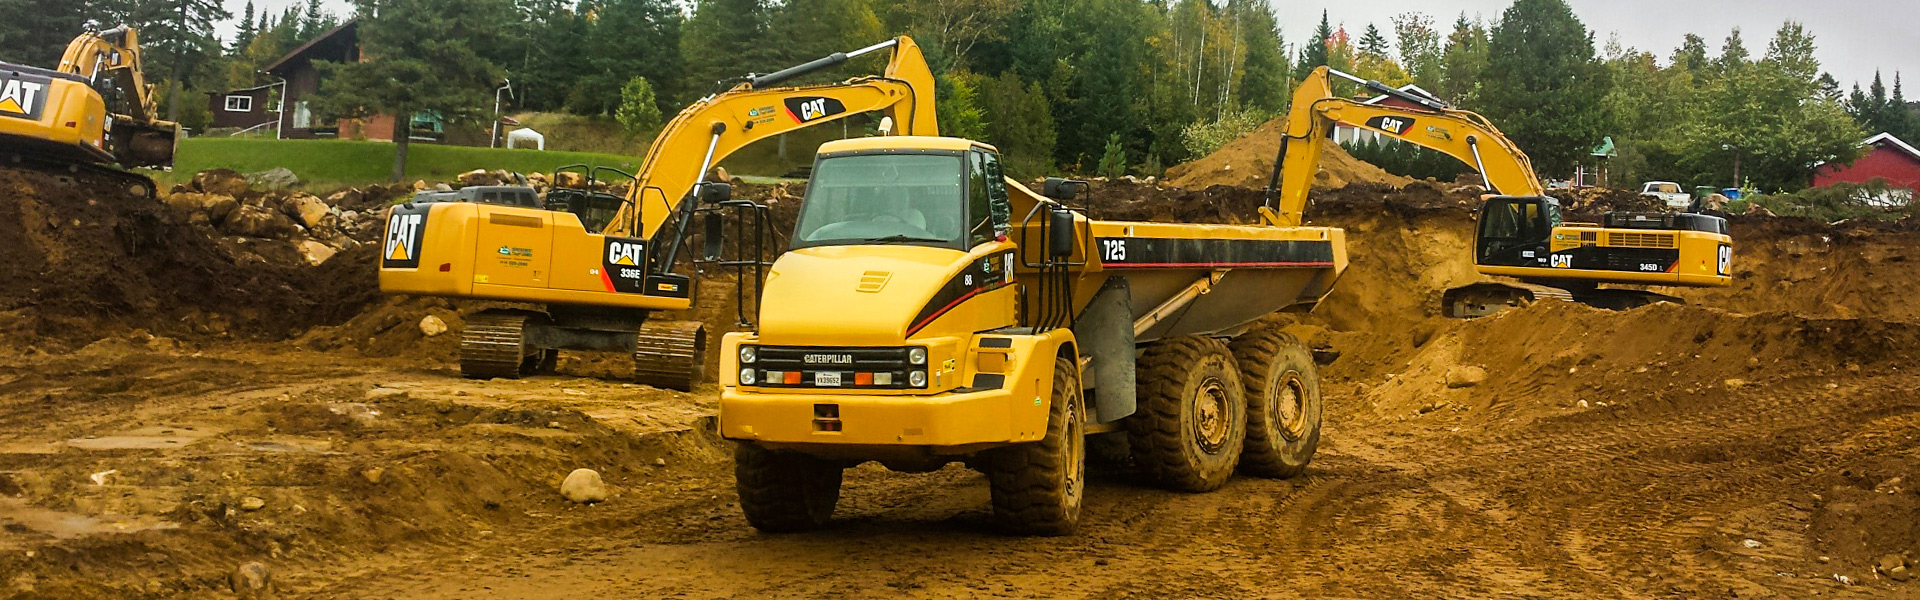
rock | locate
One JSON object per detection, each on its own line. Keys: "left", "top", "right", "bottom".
{"left": 245, "top": 167, "right": 301, "bottom": 190}
{"left": 193, "top": 169, "right": 252, "bottom": 197}
{"left": 1741, "top": 538, "right": 1762, "bottom": 549}
{"left": 325, "top": 187, "right": 364, "bottom": 208}
{"left": 418, "top": 315, "right": 448, "bottom": 337}
{"left": 1879, "top": 554, "right": 1909, "bottom": 576}
{"left": 365, "top": 387, "right": 409, "bottom": 401}
{"left": 560, "top": 468, "right": 608, "bottom": 504}
{"left": 238, "top": 496, "right": 266, "bottom": 511}
{"left": 219, "top": 205, "right": 298, "bottom": 239}
{"left": 434, "top": 183, "right": 453, "bottom": 192}
{"left": 1745, "top": 203, "right": 1776, "bottom": 217}
{"left": 457, "top": 169, "right": 501, "bottom": 187}
{"left": 412, "top": 179, "right": 429, "bottom": 191}
{"left": 286, "top": 194, "right": 331, "bottom": 228}
{"left": 1723, "top": 378, "right": 1748, "bottom": 389}
{"left": 553, "top": 172, "right": 587, "bottom": 189}
{"left": 230, "top": 561, "right": 271, "bottom": 597}
{"left": 164, "top": 192, "right": 240, "bottom": 225}
{"left": 362, "top": 467, "right": 385, "bottom": 485}
{"left": 1445, "top": 365, "right": 1488, "bottom": 389}
{"left": 298, "top": 240, "right": 337, "bottom": 265}
{"left": 653, "top": 458, "right": 667, "bottom": 467}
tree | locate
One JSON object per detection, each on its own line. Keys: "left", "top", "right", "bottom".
{"left": 938, "top": 71, "right": 988, "bottom": 141}
{"left": 1437, "top": 14, "right": 1488, "bottom": 106}
{"left": 981, "top": 72, "right": 1056, "bottom": 177}
{"left": 1392, "top": 12, "right": 1443, "bottom": 92}
{"left": 1477, "top": 0, "right": 1610, "bottom": 175}
{"left": 1672, "top": 33, "right": 1709, "bottom": 74}
{"left": 1096, "top": 132, "right": 1127, "bottom": 178}
{"left": 0, "top": 0, "right": 93, "bottom": 66}
{"left": 1358, "top": 24, "right": 1389, "bottom": 58}
{"left": 1299, "top": 10, "right": 1330, "bottom": 74}
{"left": 1677, "top": 21, "right": 1862, "bottom": 190}
{"left": 231, "top": 0, "right": 258, "bottom": 52}
{"left": 680, "top": 0, "right": 776, "bottom": 97}
{"left": 1233, "top": 0, "right": 1288, "bottom": 114}
{"left": 614, "top": 76, "right": 662, "bottom": 133}
{"left": 311, "top": 0, "right": 509, "bottom": 181}
{"left": 570, "top": 0, "right": 683, "bottom": 114}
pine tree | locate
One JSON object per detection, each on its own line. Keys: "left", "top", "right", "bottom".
{"left": 1437, "top": 14, "right": 1489, "bottom": 107}
{"left": 1300, "top": 10, "right": 1330, "bottom": 74}
{"left": 1476, "top": 0, "right": 1610, "bottom": 175}
{"left": 232, "top": 0, "right": 258, "bottom": 53}
{"left": 301, "top": 0, "right": 325, "bottom": 39}
{"left": 1233, "top": 0, "right": 1288, "bottom": 114}
{"left": 1359, "top": 24, "right": 1389, "bottom": 58}
{"left": 0, "top": 0, "right": 92, "bottom": 65}
{"left": 570, "top": 0, "right": 684, "bottom": 114}
{"left": 680, "top": 0, "right": 777, "bottom": 96}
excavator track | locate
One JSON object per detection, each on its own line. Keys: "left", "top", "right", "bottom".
{"left": 632, "top": 320, "right": 707, "bottom": 391}
{"left": 3, "top": 154, "right": 158, "bottom": 199}
{"left": 460, "top": 311, "right": 543, "bottom": 379}
{"left": 1442, "top": 282, "right": 1577, "bottom": 319}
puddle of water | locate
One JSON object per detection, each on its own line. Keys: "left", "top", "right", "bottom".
{"left": 0, "top": 497, "right": 179, "bottom": 541}
{"left": 64, "top": 426, "right": 220, "bottom": 451}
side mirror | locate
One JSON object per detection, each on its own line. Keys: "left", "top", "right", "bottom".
{"left": 1043, "top": 177, "right": 1089, "bottom": 202}
{"left": 1048, "top": 207, "right": 1075, "bottom": 258}
{"left": 699, "top": 182, "right": 733, "bottom": 204}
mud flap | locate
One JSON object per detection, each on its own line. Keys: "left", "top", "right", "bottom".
{"left": 1073, "top": 277, "right": 1136, "bottom": 423}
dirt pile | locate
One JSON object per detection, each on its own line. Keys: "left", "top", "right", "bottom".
{"left": 1163, "top": 117, "right": 1413, "bottom": 190}
{"left": 0, "top": 167, "right": 382, "bottom": 346}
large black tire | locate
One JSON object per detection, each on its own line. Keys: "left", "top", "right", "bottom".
{"left": 984, "top": 357, "right": 1085, "bottom": 536}
{"left": 734, "top": 443, "right": 843, "bottom": 533}
{"left": 1230, "top": 328, "right": 1322, "bottom": 478}
{"left": 1128, "top": 336, "right": 1245, "bottom": 492}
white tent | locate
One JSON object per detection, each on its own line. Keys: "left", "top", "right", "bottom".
{"left": 506, "top": 127, "right": 546, "bottom": 150}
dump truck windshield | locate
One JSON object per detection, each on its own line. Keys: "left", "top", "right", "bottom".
{"left": 793, "top": 153, "right": 967, "bottom": 250}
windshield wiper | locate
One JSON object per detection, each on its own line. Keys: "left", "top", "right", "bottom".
{"left": 857, "top": 235, "right": 948, "bottom": 244}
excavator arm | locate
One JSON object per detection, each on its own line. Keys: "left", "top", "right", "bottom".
{"left": 1265, "top": 66, "right": 1542, "bottom": 226}
{"left": 615, "top": 36, "right": 937, "bottom": 239}
{"left": 53, "top": 26, "right": 176, "bottom": 168}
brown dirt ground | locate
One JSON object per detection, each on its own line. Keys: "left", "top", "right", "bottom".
{"left": 1164, "top": 117, "right": 1414, "bottom": 190}
{"left": 1, "top": 170, "right": 1917, "bottom": 598}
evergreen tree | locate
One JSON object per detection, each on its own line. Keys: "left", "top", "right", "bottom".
{"left": 614, "top": 76, "right": 662, "bottom": 133}
{"left": 981, "top": 71, "right": 1056, "bottom": 177}
{"left": 1437, "top": 14, "right": 1488, "bottom": 106}
{"left": 232, "top": 0, "right": 257, "bottom": 52}
{"left": 1233, "top": 0, "right": 1287, "bottom": 114}
{"left": 0, "top": 0, "right": 93, "bottom": 66}
{"left": 680, "top": 0, "right": 776, "bottom": 96}
{"left": 1358, "top": 24, "right": 1388, "bottom": 58}
{"left": 301, "top": 0, "right": 326, "bottom": 39}
{"left": 311, "top": 0, "right": 510, "bottom": 180}
{"left": 115, "top": 0, "right": 232, "bottom": 122}
{"left": 570, "top": 0, "right": 683, "bottom": 114}
{"left": 938, "top": 71, "right": 987, "bottom": 141}
{"left": 1300, "top": 10, "right": 1330, "bottom": 74}
{"left": 1477, "top": 0, "right": 1610, "bottom": 175}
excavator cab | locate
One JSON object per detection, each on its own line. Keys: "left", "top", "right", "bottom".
{"left": 1473, "top": 195, "right": 1563, "bottom": 268}
{"left": 544, "top": 165, "right": 637, "bottom": 234}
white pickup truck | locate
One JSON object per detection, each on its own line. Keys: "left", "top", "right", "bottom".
{"left": 1639, "top": 181, "right": 1691, "bottom": 210}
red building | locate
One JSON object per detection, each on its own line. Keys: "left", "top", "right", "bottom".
{"left": 1332, "top": 83, "right": 1440, "bottom": 146}
{"left": 1813, "top": 132, "right": 1920, "bottom": 191}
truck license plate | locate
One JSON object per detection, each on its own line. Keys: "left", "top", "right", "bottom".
{"left": 814, "top": 372, "right": 842, "bottom": 387}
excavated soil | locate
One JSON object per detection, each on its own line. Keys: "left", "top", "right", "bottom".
{"left": 2, "top": 171, "right": 1918, "bottom": 598}
{"left": 1164, "top": 117, "right": 1414, "bottom": 190}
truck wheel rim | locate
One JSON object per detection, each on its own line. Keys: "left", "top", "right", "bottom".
{"left": 1066, "top": 390, "right": 1084, "bottom": 503}
{"left": 1194, "top": 378, "right": 1232, "bottom": 453}
{"left": 1275, "top": 374, "right": 1308, "bottom": 442}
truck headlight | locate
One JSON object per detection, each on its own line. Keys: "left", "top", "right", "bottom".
{"left": 739, "top": 368, "right": 757, "bottom": 385}
{"left": 908, "top": 370, "right": 927, "bottom": 387}
{"left": 739, "top": 346, "right": 757, "bottom": 364}
{"left": 908, "top": 347, "right": 927, "bottom": 365}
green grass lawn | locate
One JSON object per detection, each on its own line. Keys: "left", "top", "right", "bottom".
{"left": 154, "top": 137, "right": 641, "bottom": 189}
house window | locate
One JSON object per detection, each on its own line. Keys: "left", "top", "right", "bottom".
{"left": 224, "top": 95, "right": 252, "bottom": 112}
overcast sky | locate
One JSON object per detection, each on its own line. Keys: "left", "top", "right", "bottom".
{"left": 223, "top": 0, "right": 1915, "bottom": 89}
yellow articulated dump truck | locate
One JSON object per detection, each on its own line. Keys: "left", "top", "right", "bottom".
{"left": 718, "top": 136, "right": 1346, "bottom": 535}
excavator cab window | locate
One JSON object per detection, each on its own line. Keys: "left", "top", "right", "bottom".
{"left": 1476, "top": 197, "right": 1553, "bottom": 266}
{"left": 792, "top": 152, "right": 967, "bottom": 250}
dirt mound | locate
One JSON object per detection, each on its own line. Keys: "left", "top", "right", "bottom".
{"left": 0, "top": 168, "right": 380, "bottom": 346}
{"left": 1163, "top": 117, "right": 1413, "bottom": 190}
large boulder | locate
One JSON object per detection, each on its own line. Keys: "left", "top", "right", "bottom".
{"left": 220, "top": 205, "right": 299, "bottom": 239}
{"left": 553, "top": 171, "right": 587, "bottom": 189}
{"left": 245, "top": 167, "right": 301, "bottom": 190}
{"left": 458, "top": 169, "right": 503, "bottom": 187}
{"left": 163, "top": 192, "right": 240, "bottom": 226}
{"left": 285, "top": 194, "right": 331, "bottom": 228}
{"left": 192, "top": 169, "right": 252, "bottom": 197}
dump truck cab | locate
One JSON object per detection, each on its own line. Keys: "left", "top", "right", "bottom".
{"left": 719, "top": 137, "right": 1060, "bottom": 459}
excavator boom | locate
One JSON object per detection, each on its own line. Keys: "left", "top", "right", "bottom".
{"left": 617, "top": 36, "right": 936, "bottom": 239}
{"left": 0, "top": 25, "right": 176, "bottom": 182}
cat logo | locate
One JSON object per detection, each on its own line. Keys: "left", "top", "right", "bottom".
{"left": 607, "top": 240, "right": 644, "bottom": 266}
{"left": 1550, "top": 254, "right": 1573, "bottom": 268}
{"left": 384, "top": 212, "right": 423, "bottom": 264}
{"left": 0, "top": 73, "right": 49, "bottom": 120}
{"left": 1364, "top": 115, "right": 1415, "bottom": 136}
{"left": 783, "top": 96, "right": 846, "bottom": 124}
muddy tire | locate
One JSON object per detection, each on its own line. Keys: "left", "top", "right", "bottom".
{"left": 984, "top": 357, "right": 1085, "bottom": 536}
{"left": 1128, "top": 336, "right": 1245, "bottom": 492}
{"left": 734, "top": 443, "right": 843, "bottom": 533}
{"left": 1230, "top": 328, "right": 1322, "bottom": 478}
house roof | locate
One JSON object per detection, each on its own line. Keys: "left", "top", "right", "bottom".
{"left": 1863, "top": 132, "right": 1920, "bottom": 162}
{"left": 206, "top": 82, "right": 280, "bottom": 95}
{"left": 262, "top": 19, "right": 359, "bottom": 75}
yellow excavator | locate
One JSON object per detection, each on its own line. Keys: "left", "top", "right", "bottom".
{"left": 1268, "top": 66, "right": 1732, "bottom": 318}
{"left": 0, "top": 26, "right": 178, "bottom": 195}
{"left": 378, "top": 37, "right": 937, "bottom": 390}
